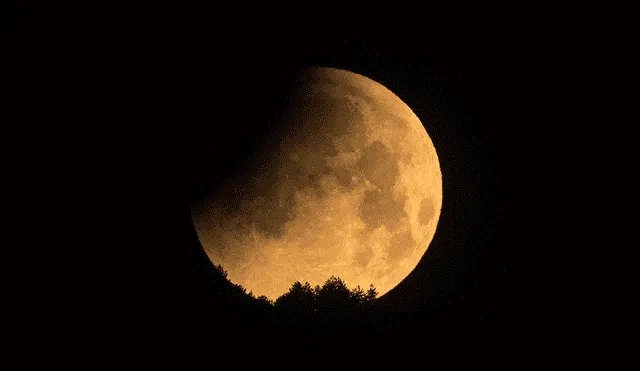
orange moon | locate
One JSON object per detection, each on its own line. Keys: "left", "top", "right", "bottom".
{"left": 191, "top": 67, "right": 442, "bottom": 299}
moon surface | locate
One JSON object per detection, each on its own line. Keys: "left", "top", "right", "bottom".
{"left": 191, "top": 66, "right": 442, "bottom": 299}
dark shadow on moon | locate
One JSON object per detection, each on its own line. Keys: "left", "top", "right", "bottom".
{"left": 305, "top": 68, "right": 378, "bottom": 113}
{"left": 292, "top": 90, "right": 360, "bottom": 138}
{"left": 289, "top": 80, "right": 368, "bottom": 153}
{"left": 241, "top": 81, "right": 371, "bottom": 240}
{"left": 245, "top": 188, "right": 296, "bottom": 239}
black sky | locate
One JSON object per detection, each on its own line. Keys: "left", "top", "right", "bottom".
{"left": 4, "top": 4, "right": 571, "bottom": 360}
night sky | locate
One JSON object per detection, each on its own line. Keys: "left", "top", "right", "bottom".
{"left": 5, "top": 5, "right": 562, "bottom": 360}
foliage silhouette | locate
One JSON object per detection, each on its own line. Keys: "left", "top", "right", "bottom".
{"left": 365, "top": 284, "right": 378, "bottom": 302}
{"left": 203, "top": 261, "right": 383, "bottom": 350}
{"left": 193, "top": 257, "right": 502, "bottom": 355}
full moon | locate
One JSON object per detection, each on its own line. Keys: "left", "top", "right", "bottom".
{"left": 191, "top": 66, "right": 442, "bottom": 299}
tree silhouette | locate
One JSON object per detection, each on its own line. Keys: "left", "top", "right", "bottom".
{"left": 316, "top": 276, "right": 351, "bottom": 304}
{"left": 255, "top": 295, "right": 273, "bottom": 306}
{"left": 274, "top": 281, "right": 316, "bottom": 313}
{"left": 365, "top": 284, "right": 378, "bottom": 302}
{"left": 212, "top": 263, "right": 228, "bottom": 279}
{"left": 351, "top": 285, "right": 366, "bottom": 303}
{"left": 274, "top": 282, "right": 316, "bottom": 330}
{"left": 200, "top": 260, "right": 385, "bottom": 350}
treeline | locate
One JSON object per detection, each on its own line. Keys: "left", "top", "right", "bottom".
{"left": 200, "top": 263, "right": 387, "bottom": 350}
{"left": 159, "top": 257, "right": 498, "bottom": 355}
{"left": 211, "top": 263, "right": 379, "bottom": 307}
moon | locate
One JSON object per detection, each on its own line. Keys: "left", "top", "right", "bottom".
{"left": 191, "top": 66, "right": 442, "bottom": 299}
